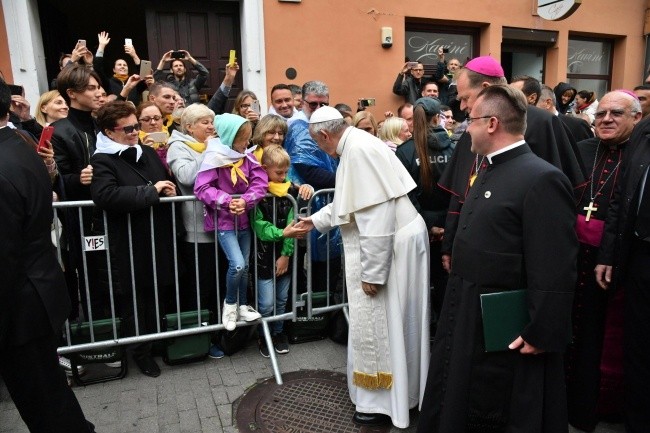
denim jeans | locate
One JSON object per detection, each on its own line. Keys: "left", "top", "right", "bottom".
{"left": 257, "top": 274, "right": 290, "bottom": 335}
{"left": 217, "top": 229, "right": 251, "bottom": 305}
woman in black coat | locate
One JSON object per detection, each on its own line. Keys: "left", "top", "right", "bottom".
{"left": 90, "top": 101, "right": 177, "bottom": 377}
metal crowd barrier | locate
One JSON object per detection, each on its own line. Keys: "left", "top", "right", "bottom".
{"left": 53, "top": 191, "right": 348, "bottom": 385}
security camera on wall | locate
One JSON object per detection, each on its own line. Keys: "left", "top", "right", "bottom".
{"left": 381, "top": 27, "right": 393, "bottom": 49}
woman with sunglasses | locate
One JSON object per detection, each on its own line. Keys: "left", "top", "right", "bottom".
{"left": 90, "top": 101, "right": 177, "bottom": 378}
{"left": 137, "top": 101, "right": 170, "bottom": 173}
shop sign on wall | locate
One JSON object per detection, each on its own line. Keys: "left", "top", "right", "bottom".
{"left": 567, "top": 39, "right": 611, "bottom": 75}
{"left": 537, "top": 0, "right": 581, "bottom": 21}
{"left": 405, "top": 31, "right": 473, "bottom": 65}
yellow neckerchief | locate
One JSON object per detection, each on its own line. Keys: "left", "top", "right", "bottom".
{"left": 164, "top": 114, "right": 174, "bottom": 129}
{"left": 253, "top": 146, "right": 263, "bottom": 163}
{"left": 227, "top": 158, "right": 248, "bottom": 186}
{"left": 185, "top": 140, "right": 206, "bottom": 153}
{"left": 268, "top": 180, "right": 290, "bottom": 197}
{"left": 113, "top": 73, "right": 128, "bottom": 83}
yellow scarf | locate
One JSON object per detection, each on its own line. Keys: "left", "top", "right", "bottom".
{"left": 113, "top": 73, "right": 128, "bottom": 83}
{"left": 268, "top": 181, "right": 290, "bottom": 197}
{"left": 228, "top": 158, "right": 248, "bottom": 186}
{"left": 185, "top": 140, "right": 206, "bottom": 153}
{"left": 253, "top": 146, "right": 264, "bottom": 163}
{"left": 164, "top": 114, "right": 174, "bottom": 129}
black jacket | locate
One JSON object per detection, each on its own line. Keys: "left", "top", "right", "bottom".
{"left": 392, "top": 72, "right": 424, "bottom": 105}
{"left": 0, "top": 127, "right": 70, "bottom": 346}
{"left": 51, "top": 107, "right": 98, "bottom": 201}
{"left": 254, "top": 190, "right": 298, "bottom": 279}
{"left": 94, "top": 55, "right": 147, "bottom": 103}
{"left": 599, "top": 116, "right": 650, "bottom": 284}
{"left": 154, "top": 61, "right": 209, "bottom": 105}
{"left": 90, "top": 146, "right": 177, "bottom": 291}
{"left": 396, "top": 125, "right": 454, "bottom": 230}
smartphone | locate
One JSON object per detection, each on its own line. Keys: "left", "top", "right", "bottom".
{"left": 38, "top": 126, "right": 54, "bottom": 152}
{"left": 77, "top": 39, "right": 86, "bottom": 48}
{"left": 442, "top": 48, "right": 450, "bottom": 54}
{"left": 147, "top": 132, "right": 167, "bottom": 143}
{"left": 125, "top": 38, "right": 133, "bottom": 46}
{"left": 359, "top": 98, "right": 376, "bottom": 107}
{"left": 406, "top": 61, "right": 419, "bottom": 69}
{"left": 139, "top": 60, "right": 152, "bottom": 78}
{"left": 251, "top": 100, "right": 261, "bottom": 115}
{"left": 8, "top": 84, "right": 23, "bottom": 96}
{"left": 228, "top": 49, "right": 236, "bottom": 66}
{"left": 171, "top": 50, "right": 185, "bottom": 59}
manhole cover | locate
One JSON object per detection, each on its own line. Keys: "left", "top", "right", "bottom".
{"left": 234, "top": 370, "right": 390, "bottom": 433}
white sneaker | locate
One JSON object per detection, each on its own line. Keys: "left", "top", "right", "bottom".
{"left": 223, "top": 302, "right": 238, "bottom": 331}
{"left": 238, "top": 305, "right": 261, "bottom": 322}
{"left": 59, "top": 356, "right": 86, "bottom": 377}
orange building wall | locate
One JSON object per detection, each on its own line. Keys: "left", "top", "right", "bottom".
{"left": 0, "top": 5, "right": 13, "bottom": 83}
{"left": 263, "top": 0, "right": 647, "bottom": 117}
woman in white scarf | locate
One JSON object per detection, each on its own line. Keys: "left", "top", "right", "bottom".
{"left": 90, "top": 101, "right": 177, "bottom": 378}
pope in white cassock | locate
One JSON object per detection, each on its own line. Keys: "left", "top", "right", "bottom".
{"left": 296, "top": 106, "right": 430, "bottom": 428}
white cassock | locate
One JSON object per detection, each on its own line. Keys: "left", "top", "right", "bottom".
{"left": 311, "top": 126, "right": 430, "bottom": 428}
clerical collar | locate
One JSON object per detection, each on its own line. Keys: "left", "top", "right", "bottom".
{"left": 336, "top": 126, "right": 354, "bottom": 156}
{"left": 602, "top": 138, "right": 628, "bottom": 151}
{"left": 486, "top": 139, "right": 526, "bottom": 164}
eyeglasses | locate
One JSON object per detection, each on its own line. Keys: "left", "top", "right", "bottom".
{"left": 139, "top": 116, "right": 163, "bottom": 123}
{"left": 305, "top": 100, "right": 329, "bottom": 110}
{"left": 594, "top": 109, "right": 630, "bottom": 120}
{"left": 467, "top": 115, "right": 496, "bottom": 124}
{"left": 265, "top": 130, "right": 285, "bottom": 137}
{"left": 112, "top": 123, "right": 141, "bottom": 134}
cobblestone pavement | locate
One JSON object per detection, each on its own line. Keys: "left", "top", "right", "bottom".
{"left": 0, "top": 337, "right": 624, "bottom": 433}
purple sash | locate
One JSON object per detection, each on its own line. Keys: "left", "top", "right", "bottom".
{"left": 575, "top": 214, "right": 605, "bottom": 247}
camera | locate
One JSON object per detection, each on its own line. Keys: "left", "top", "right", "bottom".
{"left": 442, "top": 48, "right": 450, "bottom": 54}
{"left": 171, "top": 51, "right": 185, "bottom": 59}
{"left": 359, "top": 98, "right": 376, "bottom": 107}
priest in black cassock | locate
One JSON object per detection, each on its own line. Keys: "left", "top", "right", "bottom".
{"left": 438, "top": 56, "right": 584, "bottom": 274}
{"left": 568, "top": 90, "right": 641, "bottom": 432}
{"left": 416, "top": 85, "right": 577, "bottom": 433}
{"left": 596, "top": 112, "right": 650, "bottom": 433}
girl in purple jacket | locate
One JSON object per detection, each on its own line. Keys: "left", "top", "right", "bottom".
{"left": 194, "top": 113, "right": 268, "bottom": 331}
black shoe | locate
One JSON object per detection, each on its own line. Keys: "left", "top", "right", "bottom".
{"left": 259, "top": 339, "right": 270, "bottom": 358}
{"left": 273, "top": 333, "right": 290, "bottom": 354}
{"left": 352, "top": 411, "right": 391, "bottom": 426}
{"left": 134, "top": 355, "right": 160, "bottom": 378}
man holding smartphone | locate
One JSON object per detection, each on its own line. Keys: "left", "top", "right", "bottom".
{"left": 154, "top": 49, "right": 209, "bottom": 105}
{"left": 392, "top": 61, "right": 426, "bottom": 105}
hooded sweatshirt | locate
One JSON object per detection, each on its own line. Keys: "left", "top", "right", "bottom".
{"left": 194, "top": 114, "right": 268, "bottom": 231}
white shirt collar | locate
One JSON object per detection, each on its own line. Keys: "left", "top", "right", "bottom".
{"left": 486, "top": 139, "right": 526, "bottom": 164}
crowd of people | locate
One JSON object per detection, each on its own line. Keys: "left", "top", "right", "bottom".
{"left": 3, "top": 30, "right": 650, "bottom": 432}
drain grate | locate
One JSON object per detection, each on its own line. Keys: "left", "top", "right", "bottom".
{"left": 235, "top": 370, "right": 390, "bottom": 433}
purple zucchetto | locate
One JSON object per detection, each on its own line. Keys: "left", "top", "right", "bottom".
{"left": 465, "top": 56, "right": 505, "bottom": 78}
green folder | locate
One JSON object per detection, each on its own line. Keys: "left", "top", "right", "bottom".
{"left": 480, "top": 289, "right": 530, "bottom": 352}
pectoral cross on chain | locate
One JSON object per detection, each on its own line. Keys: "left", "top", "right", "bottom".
{"left": 584, "top": 201, "right": 597, "bottom": 222}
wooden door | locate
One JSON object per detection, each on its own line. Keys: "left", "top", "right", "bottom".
{"left": 145, "top": 0, "right": 242, "bottom": 106}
